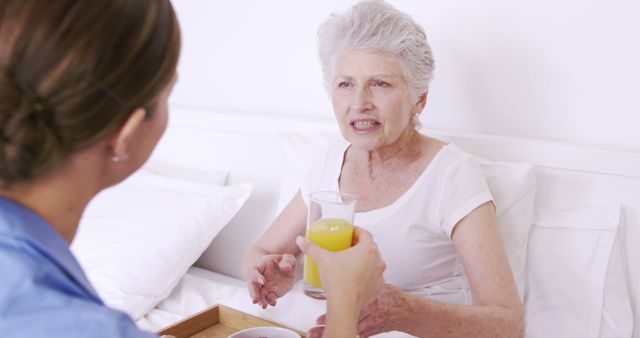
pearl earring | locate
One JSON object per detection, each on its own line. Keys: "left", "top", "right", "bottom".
{"left": 111, "top": 154, "right": 129, "bottom": 162}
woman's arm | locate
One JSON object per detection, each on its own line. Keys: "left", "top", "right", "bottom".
{"left": 355, "top": 202, "right": 524, "bottom": 338}
{"left": 250, "top": 191, "right": 308, "bottom": 255}
{"left": 242, "top": 191, "right": 308, "bottom": 308}
{"left": 244, "top": 191, "right": 307, "bottom": 271}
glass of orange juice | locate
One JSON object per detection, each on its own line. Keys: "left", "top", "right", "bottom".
{"left": 303, "top": 191, "right": 356, "bottom": 299}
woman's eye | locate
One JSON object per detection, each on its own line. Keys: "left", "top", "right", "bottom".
{"left": 337, "top": 81, "right": 351, "bottom": 88}
{"left": 373, "top": 80, "right": 388, "bottom": 87}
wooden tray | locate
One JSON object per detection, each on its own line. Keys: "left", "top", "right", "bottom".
{"left": 157, "top": 304, "right": 306, "bottom": 338}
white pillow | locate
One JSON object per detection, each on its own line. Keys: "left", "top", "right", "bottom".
{"left": 276, "top": 131, "right": 343, "bottom": 213}
{"left": 142, "top": 160, "right": 229, "bottom": 185}
{"left": 276, "top": 131, "right": 536, "bottom": 300}
{"left": 524, "top": 205, "right": 633, "bottom": 338}
{"left": 71, "top": 170, "right": 252, "bottom": 320}
{"left": 475, "top": 157, "right": 536, "bottom": 300}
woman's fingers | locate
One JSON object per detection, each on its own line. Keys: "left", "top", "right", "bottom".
{"left": 307, "top": 325, "right": 325, "bottom": 338}
{"left": 357, "top": 301, "right": 375, "bottom": 334}
{"left": 357, "top": 315, "right": 378, "bottom": 338}
{"left": 257, "top": 289, "right": 278, "bottom": 308}
{"left": 278, "top": 253, "right": 297, "bottom": 273}
{"left": 249, "top": 267, "right": 265, "bottom": 285}
{"left": 315, "top": 313, "right": 327, "bottom": 325}
{"left": 247, "top": 267, "right": 265, "bottom": 303}
{"left": 249, "top": 264, "right": 273, "bottom": 308}
{"left": 356, "top": 294, "right": 388, "bottom": 338}
{"left": 254, "top": 254, "right": 296, "bottom": 308}
{"left": 270, "top": 292, "right": 278, "bottom": 306}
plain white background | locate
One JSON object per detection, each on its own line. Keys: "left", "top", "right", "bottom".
{"left": 169, "top": 0, "right": 639, "bottom": 150}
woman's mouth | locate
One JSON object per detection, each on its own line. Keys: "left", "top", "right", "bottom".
{"left": 350, "top": 119, "right": 381, "bottom": 132}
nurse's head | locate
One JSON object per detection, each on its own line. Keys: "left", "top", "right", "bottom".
{"left": 0, "top": 0, "right": 181, "bottom": 189}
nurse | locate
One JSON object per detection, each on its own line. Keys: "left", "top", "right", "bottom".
{"left": 0, "top": 0, "right": 180, "bottom": 336}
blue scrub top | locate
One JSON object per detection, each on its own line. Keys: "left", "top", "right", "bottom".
{"left": 0, "top": 197, "right": 158, "bottom": 338}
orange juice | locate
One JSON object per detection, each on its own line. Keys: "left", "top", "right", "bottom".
{"left": 303, "top": 218, "right": 354, "bottom": 289}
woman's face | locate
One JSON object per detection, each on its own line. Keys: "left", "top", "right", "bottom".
{"left": 331, "top": 49, "right": 421, "bottom": 152}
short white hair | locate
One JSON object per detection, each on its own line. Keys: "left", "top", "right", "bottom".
{"left": 318, "top": 0, "right": 435, "bottom": 98}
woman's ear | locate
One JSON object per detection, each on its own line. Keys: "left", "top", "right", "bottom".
{"left": 415, "top": 91, "right": 428, "bottom": 114}
{"left": 110, "top": 108, "right": 146, "bottom": 162}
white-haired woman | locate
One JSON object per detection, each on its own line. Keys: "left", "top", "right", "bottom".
{"left": 243, "top": 1, "right": 524, "bottom": 337}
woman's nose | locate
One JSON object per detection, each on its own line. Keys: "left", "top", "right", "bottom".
{"left": 350, "top": 87, "right": 373, "bottom": 112}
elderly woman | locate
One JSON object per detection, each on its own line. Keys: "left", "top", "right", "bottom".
{"left": 243, "top": 1, "right": 524, "bottom": 337}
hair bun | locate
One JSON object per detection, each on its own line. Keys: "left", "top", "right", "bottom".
{"left": 1, "top": 0, "right": 180, "bottom": 187}
{"left": 0, "top": 69, "right": 59, "bottom": 187}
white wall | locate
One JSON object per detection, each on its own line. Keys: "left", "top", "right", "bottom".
{"left": 169, "top": 0, "right": 640, "bottom": 149}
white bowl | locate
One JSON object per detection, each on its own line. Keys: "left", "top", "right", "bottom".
{"left": 227, "top": 326, "right": 300, "bottom": 338}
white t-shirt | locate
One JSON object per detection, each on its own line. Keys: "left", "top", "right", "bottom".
{"left": 301, "top": 141, "right": 493, "bottom": 304}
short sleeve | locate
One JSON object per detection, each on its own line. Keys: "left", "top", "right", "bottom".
{"left": 437, "top": 157, "right": 493, "bottom": 237}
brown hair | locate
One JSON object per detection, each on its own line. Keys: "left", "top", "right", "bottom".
{"left": 0, "top": 0, "right": 181, "bottom": 187}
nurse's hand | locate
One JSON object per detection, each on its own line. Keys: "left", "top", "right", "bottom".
{"left": 297, "top": 227, "right": 384, "bottom": 307}
{"left": 297, "top": 227, "right": 386, "bottom": 338}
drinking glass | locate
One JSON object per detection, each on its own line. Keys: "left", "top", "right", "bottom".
{"left": 303, "top": 191, "right": 356, "bottom": 299}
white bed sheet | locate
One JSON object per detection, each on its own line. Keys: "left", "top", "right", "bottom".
{"left": 137, "top": 266, "right": 413, "bottom": 337}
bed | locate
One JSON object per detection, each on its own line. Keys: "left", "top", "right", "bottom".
{"left": 71, "top": 105, "right": 639, "bottom": 338}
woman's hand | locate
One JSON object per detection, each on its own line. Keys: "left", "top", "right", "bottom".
{"left": 242, "top": 191, "right": 309, "bottom": 309}
{"left": 312, "top": 283, "right": 404, "bottom": 338}
{"left": 353, "top": 283, "right": 405, "bottom": 337}
{"left": 243, "top": 250, "right": 297, "bottom": 308}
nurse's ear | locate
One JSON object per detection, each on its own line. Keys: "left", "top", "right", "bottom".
{"left": 109, "top": 108, "right": 146, "bottom": 162}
